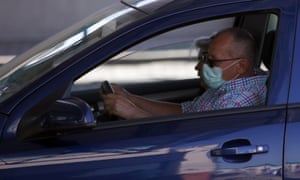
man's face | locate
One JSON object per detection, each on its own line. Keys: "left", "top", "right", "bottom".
{"left": 195, "top": 32, "right": 242, "bottom": 86}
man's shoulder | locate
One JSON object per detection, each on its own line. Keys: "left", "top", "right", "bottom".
{"left": 219, "top": 75, "right": 268, "bottom": 96}
{"left": 229, "top": 74, "right": 268, "bottom": 87}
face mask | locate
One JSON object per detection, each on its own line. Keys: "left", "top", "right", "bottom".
{"left": 202, "top": 61, "right": 240, "bottom": 89}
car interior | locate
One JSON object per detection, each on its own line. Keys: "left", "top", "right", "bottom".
{"left": 73, "top": 12, "right": 277, "bottom": 119}
{"left": 16, "top": 12, "right": 277, "bottom": 140}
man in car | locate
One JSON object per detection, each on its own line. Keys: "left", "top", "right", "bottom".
{"left": 100, "top": 27, "right": 268, "bottom": 119}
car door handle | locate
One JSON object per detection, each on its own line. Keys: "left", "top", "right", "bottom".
{"left": 210, "top": 144, "right": 269, "bottom": 157}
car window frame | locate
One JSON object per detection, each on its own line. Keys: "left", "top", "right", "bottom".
{"left": 82, "top": 10, "right": 285, "bottom": 130}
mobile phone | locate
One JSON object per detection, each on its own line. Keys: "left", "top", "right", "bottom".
{"left": 101, "top": 80, "right": 114, "bottom": 95}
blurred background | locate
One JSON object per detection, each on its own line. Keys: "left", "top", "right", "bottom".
{"left": 0, "top": 0, "right": 118, "bottom": 63}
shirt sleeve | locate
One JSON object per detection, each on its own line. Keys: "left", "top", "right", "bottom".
{"left": 181, "top": 100, "right": 193, "bottom": 113}
{"left": 181, "top": 96, "right": 202, "bottom": 113}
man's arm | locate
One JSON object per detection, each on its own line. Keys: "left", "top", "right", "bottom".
{"left": 101, "top": 84, "right": 182, "bottom": 119}
{"left": 129, "top": 94, "right": 182, "bottom": 117}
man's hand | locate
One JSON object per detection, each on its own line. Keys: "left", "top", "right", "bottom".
{"left": 100, "top": 85, "right": 150, "bottom": 119}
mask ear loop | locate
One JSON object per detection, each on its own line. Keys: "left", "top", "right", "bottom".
{"left": 222, "top": 60, "right": 240, "bottom": 71}
{"left": 232, "top": 73, "right": 240, "bottom": 80}
{"left": 222, "top": 60, "right": 241, "bottom": 80}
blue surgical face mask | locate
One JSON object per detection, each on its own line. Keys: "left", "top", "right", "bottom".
{"left": 202, "top": 61, "right": 240, "bottom": 89}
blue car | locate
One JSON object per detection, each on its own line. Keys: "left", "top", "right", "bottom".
{"left": 0, "top": 0, "right": 299, "bottom": 179}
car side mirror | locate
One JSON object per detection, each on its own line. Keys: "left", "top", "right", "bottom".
{"left": 40, "top": 97, "right": 96, "bottom": 133}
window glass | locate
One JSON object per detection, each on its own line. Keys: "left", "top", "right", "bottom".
{"left": 260, "top": 13, "right": 278, "bottom": 71}
{"left": 267, "top": 14, "right": 278, "bottom": 32}
{"left": 75, "top": 18, "right": 234, "bottom": 87}
{"left": 0, "top": 3, "right": 147, "bottom": 103}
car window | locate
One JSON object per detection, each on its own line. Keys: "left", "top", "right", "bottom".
{"left": 74, "top": 18, "right": 235, "bottom": 87}
{"left": 74, "top": 13, "right": 277, "bottom": 113}
{"left": 261, "top": 14, "right": 278, "bottom": 71}
{"left": 74, "top": 13, "right": 278, "bottom": 89}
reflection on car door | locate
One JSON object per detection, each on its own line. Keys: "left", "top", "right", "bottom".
{"left": 0, "top": 107, "right": 285, "bottom": 179}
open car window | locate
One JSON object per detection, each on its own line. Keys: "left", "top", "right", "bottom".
{"left": 74, "top": 18, "right": 235, "bottom": 88}
{"left": 73, "top": 13, "right": 277, "bottom": 119}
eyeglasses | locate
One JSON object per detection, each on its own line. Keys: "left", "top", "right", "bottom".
{"left": 198, "top": 52, "right": 242, "bottom": 67}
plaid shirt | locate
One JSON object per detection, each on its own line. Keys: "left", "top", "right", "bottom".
{"left": 181, "top": 75, "right": 268, "bottom": 113}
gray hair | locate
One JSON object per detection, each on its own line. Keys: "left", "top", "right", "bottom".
{"left": 212, "top": 27, "right": 257, "bottom": 67}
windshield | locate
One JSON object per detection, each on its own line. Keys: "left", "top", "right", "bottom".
{"left": 0, "top": 1, "right": 148, "bottom": 103}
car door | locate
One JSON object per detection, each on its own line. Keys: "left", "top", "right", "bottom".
{"left": 0, "top": 0, "right": 296, "bottom": 179}
{"left": 284, "top": 0, "right": 300, "bottom": 178}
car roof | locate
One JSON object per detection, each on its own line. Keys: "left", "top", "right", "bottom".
{"left": 122, "top": 0, "right": 262, "bottom": 15}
